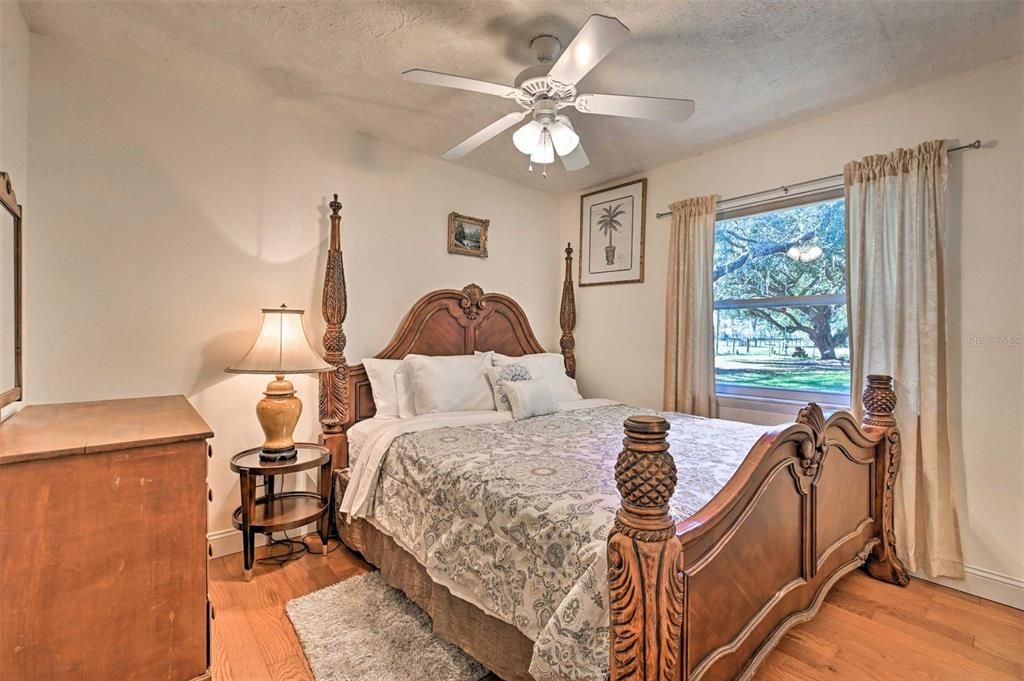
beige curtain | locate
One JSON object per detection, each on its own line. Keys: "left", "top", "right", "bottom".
{"left": 845, "top": 140, "right": 963, "bottom": 578}
{"left": 664, "top": 195, "right": 718, "bottom": 417}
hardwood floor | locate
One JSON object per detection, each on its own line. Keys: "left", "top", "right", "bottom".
{"left": 210, "top": 535, "right": 1024, "bottom": 681}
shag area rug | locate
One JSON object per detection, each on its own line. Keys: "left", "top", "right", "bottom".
{"left": 286, "top": 571, "right": 489, "bottom": 681}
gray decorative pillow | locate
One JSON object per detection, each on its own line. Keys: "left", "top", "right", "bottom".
{"left": 485, "top": 363, "right": 532, "bottom": 411}
{"left": 504, "top": 379, "right": 558, "bottom": 421}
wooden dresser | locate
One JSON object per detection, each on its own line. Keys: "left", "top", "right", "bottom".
{"left": 0, "top": 395, "right": 214, "bottom": 681}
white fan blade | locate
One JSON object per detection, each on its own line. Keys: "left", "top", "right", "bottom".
{"left": 442, "top": 112, "right": 527, "bottom": 160}
{"left": 547, "top": 15, "right": 629, "bottom": 86}
{"left": 402, "top": 69, "right": 519, "bottom": 99}
{"left": 574, "top": 93, "right": 695, "bottom": 122}
{"left": 560, "top": 140, "right": 590, "bottom": 171}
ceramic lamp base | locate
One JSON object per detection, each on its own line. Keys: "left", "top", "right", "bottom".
{"left": 256, "top": 375, "right": 302, "bottom": 459}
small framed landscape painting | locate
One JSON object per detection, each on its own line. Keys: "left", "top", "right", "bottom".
{"left": 448, "top": 212, "right": 489, "bottom": 258}
{"left": 579, "top": 178, "right": 646, "bottom": 286}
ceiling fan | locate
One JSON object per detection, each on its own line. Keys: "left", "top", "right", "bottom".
{"left": 402, "top": 14, "right": 695, "bottom": 176}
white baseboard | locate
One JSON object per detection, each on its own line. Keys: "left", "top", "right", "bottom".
{"left": 915, "top": 563, "right": 1024, "bottom": 610}
{"left": 208, "top": 524, "right": 318, "bottom": 559}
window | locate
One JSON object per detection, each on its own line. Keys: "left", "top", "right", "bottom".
{"left": 713, "top": 189, "right": 849, "bottom": 400}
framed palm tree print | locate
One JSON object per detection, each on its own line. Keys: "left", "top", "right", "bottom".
{"left": 579, "top": 178, "right": 646, "bottom": 286}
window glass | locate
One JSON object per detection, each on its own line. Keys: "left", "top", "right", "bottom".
{"left": 713, "top": 196, "right": 849, "bottom": 397}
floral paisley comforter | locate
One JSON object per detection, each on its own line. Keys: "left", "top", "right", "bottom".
{"left": 338, "top": 403, "right": 765, "bottom": 680}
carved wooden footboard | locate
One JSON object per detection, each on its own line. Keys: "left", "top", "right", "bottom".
{"left": 609, "top": 375, "right": 909, "bottom": 681}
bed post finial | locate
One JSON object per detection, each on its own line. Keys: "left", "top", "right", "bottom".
{"left": 319, "top": 193, "right": 349, "bottom": 437}
{"left": 860, "top": 374, "right": 910, "bottom": 587}
{"left": 608, "top": 416, "right": 685, "bottom": 681}
{"left": 862, "top": 374, "right": 897, "bottom": 427}
{"left": 560, "top": 242, "right": 577, "bottom": 378}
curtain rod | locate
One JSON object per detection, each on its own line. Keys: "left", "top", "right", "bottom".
{"left": 654, "top": 139, "right": 982, "bottom": 219}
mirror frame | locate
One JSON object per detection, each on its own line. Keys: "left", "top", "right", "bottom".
{"left": 0, "top": 171, "right": 22, "bottom": 409}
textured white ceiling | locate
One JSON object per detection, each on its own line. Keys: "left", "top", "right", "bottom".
{"left": 22, "top": 0, "right": 1023, "bottom": 194}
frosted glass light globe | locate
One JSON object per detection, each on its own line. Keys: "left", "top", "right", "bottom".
{"left": 530, "top": 131, "right": 554, "bottom": 164}
{"left": 548, "top": 120, "right": 580, "bottom": 156}
{"left": 513, "top": 120, "right": 544, "bottom": 154}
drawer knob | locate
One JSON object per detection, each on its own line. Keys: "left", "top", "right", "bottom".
{"left": 208, "top": 489, "right": 213, "bottom": 502}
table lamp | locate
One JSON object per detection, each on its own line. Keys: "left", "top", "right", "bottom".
{"left": 226, "top": 305, "right": 333, "bottom": 461}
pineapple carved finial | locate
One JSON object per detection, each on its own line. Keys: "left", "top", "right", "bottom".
{"left": 613, "top": 416, "right": 677, "bottom": 542}
{"left": 862, "top": 374, "right": 897, "bottom": 428}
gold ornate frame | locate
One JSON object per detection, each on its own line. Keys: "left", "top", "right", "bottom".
{"left": 447, "top": 211, "right": 489, "bottom": 258}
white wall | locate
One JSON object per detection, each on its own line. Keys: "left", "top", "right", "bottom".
{"left": 27, "top": 36, "right": 562, "bottom": 553}
{"left": 0, "top": 2, "right": 27, "bottom": 186}
{"left": 0, "top": 1, "right": 28, "bottom": 423}
{"left": 559, "top": 56, "right": 1024, "bottom": 606}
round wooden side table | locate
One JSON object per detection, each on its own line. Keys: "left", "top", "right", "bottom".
{"left": 230, "top": 443, "right": 332, "bottom": 581}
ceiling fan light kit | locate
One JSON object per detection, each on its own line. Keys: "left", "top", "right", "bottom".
{"left": 513, "top": 120, "right": 544, "bottom": 154}
{"left": 529, "top": 132, "right": 555, "bottom": 175}
{"left": 548, "top": 117, "right": 580, "bottom": 155}
{"left": 402, "top": 14, "right": 696, "bottom": 176}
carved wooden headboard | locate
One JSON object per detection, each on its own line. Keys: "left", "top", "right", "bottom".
{"left": 315, "top": 194, "right": 577, "bottom": 468}
{"left": 343, "top": 283, "right": 550, "bottom": 430}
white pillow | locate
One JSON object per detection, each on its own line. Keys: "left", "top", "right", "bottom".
{"left": 404, "top": 353, "right": 495, "bottom": 414}
{"left": 488, "top": 352, "right": 582, "bottom": 402}
{"left": 394, "top": 361, "right": 417, "bottom": 418}
{"left": 485, "top": 362, "right": 532, "bottom": 411}
{"left": 505, "top": 379, "right": 558, "bottom": 421}
{"left": 362, "top": 358, "right": 401, "bottom": 418}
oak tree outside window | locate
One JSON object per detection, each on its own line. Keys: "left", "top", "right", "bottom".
{"left": 713, "top": 189, "right": 850, "bottom": 401}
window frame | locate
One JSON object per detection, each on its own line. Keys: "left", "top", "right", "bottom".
{"left": 712, "top": 186, "right": 850, "bottom": 406}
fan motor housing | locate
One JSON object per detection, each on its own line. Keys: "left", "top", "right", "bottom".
{"left": 514, "top": 64, "right": 551, "bottom": 90}
{"left": 515, "top": 70, "right": 576, "bottom": 107}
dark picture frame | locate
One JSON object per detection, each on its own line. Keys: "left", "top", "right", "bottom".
{"left": 0, "top": 171, "right": 23, "bottom": 410}
{"left": 579, "top": 178, "right": 646, "bottom": 286}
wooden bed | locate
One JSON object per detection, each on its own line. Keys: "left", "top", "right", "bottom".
{"left": 313, "top": 198, "right": 909, "bottom": 680}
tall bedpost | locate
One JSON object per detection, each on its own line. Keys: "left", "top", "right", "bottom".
{"left": 860, "top": 374, "right": 910, "bottom": 586}
{"left": 559, "top": 242, "right": 576, "bottom": 378}
{"left": 319, "top": 194, "right": 349, "bottom": 465}
{"left": 608, "top": 416, "right": 685, "bottom": 681}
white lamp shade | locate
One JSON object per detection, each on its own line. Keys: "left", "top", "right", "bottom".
{"left": 549, "top": 119, "right": 580, "bottom": 156}
{"left": 226, "top": 306, "right": 332, "bottom": 375}
{"left": 530, "top": 131, "right": 555, "bottom": 164}
{"left": 513, "top": 120, "right": 544, "bottom": 154}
